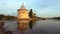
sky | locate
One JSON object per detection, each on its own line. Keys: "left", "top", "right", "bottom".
{"left": 0, "top": 0, "right": 60, "bottom": 17}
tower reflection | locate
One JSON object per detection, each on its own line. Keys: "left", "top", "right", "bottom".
{"left": 17, "top": 20, "right": 30, "bottom": 34}
{"left": 17, "top": 20, "right": 35, "bottom": 34}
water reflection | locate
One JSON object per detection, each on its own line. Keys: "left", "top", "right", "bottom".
{"left": 0, "top": 21, "right": 4, "bottom": 28}
{"left": 29, "top": 20, "right": 33, "bottom": 30}
{"left": 0, "top": 20, "right": 59, "bottom": 34}
{"left": 0, "top": 20, "right": 13, "bottom": 34}
{"left": 17, "top": 20, "right": 35, "bottom": 34}
{"left": 17, "top": 20, "right": 30, "bottom": 34}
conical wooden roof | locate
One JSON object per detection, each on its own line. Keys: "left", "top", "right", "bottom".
{"left": 20, "top": 3, "right": 26, "bottom": 10}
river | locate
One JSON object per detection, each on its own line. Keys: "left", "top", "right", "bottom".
{"left": 0, "top": 19, "right": 60, "bottom": 34}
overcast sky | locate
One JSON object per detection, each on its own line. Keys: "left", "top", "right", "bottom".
{"left": 0, "top": 0, "right": 60, "bottom": 17}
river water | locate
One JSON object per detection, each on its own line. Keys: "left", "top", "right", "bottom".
{"left": 0, "top": 19, "right": 60, "bottom": 34}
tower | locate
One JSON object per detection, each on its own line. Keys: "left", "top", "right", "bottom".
{"left": 17, "top": 3, "right": 30, "bottom": 20}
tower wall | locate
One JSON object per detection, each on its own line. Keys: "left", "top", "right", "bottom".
{"left": 18, "top": 9, "right": 30, "bottom": 20}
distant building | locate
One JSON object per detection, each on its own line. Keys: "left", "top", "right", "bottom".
{"left": 17, "top": 3, "right": 30, "bottom": 20}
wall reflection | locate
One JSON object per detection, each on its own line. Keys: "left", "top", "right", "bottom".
{"left": 17, "top": 20, "right": 30, "bottom": 34}
{"left": 17, "top": 20, "right": 35, "bottom": 34}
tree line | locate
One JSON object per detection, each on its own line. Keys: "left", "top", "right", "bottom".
{"left": 0, "top": 14, "right": 17, "bottom": 20}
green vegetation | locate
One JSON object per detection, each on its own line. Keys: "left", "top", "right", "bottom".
{"left": 5, "top": 15, "right": 17, "bottom": 20}
{"left": 29, "top": 9, "right": 33, "bottom": 18}
{"left": 0, "top": 14, "right": 17, "bottom": 20}
{"left": 52, "top": 17, "right": 60, "bottom": 19}
{"left": 0, "top": 14, "right": 5, "bottom": 20}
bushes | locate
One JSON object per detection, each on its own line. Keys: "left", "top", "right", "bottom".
{"left": 0, "top": 14, "right": 16, "bottom": 20}
{"left": 5, "top": 15, "right": 15, "bottom": 20}
{"left": 0, "top": 14, "right": 5, "bottom": 20}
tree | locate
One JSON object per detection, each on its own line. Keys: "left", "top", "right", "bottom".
{"left": 34, "top": 13, "right": 36, "bottom": 15}
{"left": 0, "top": 14, "right": 5, "bottom": 20}
{"left": 5, "top": 15, "right": 15, "bottom": 20}
{"left": 29, "top": 9, "right": 33, "bottom": 18}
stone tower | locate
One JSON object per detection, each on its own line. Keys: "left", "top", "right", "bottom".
{"left": 17, "top": 3, "right": 30, "bottom": 20}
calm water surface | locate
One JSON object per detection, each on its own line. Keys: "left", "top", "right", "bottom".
{"left": 0, "top": 19, "right": 60, "bottom": 34}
